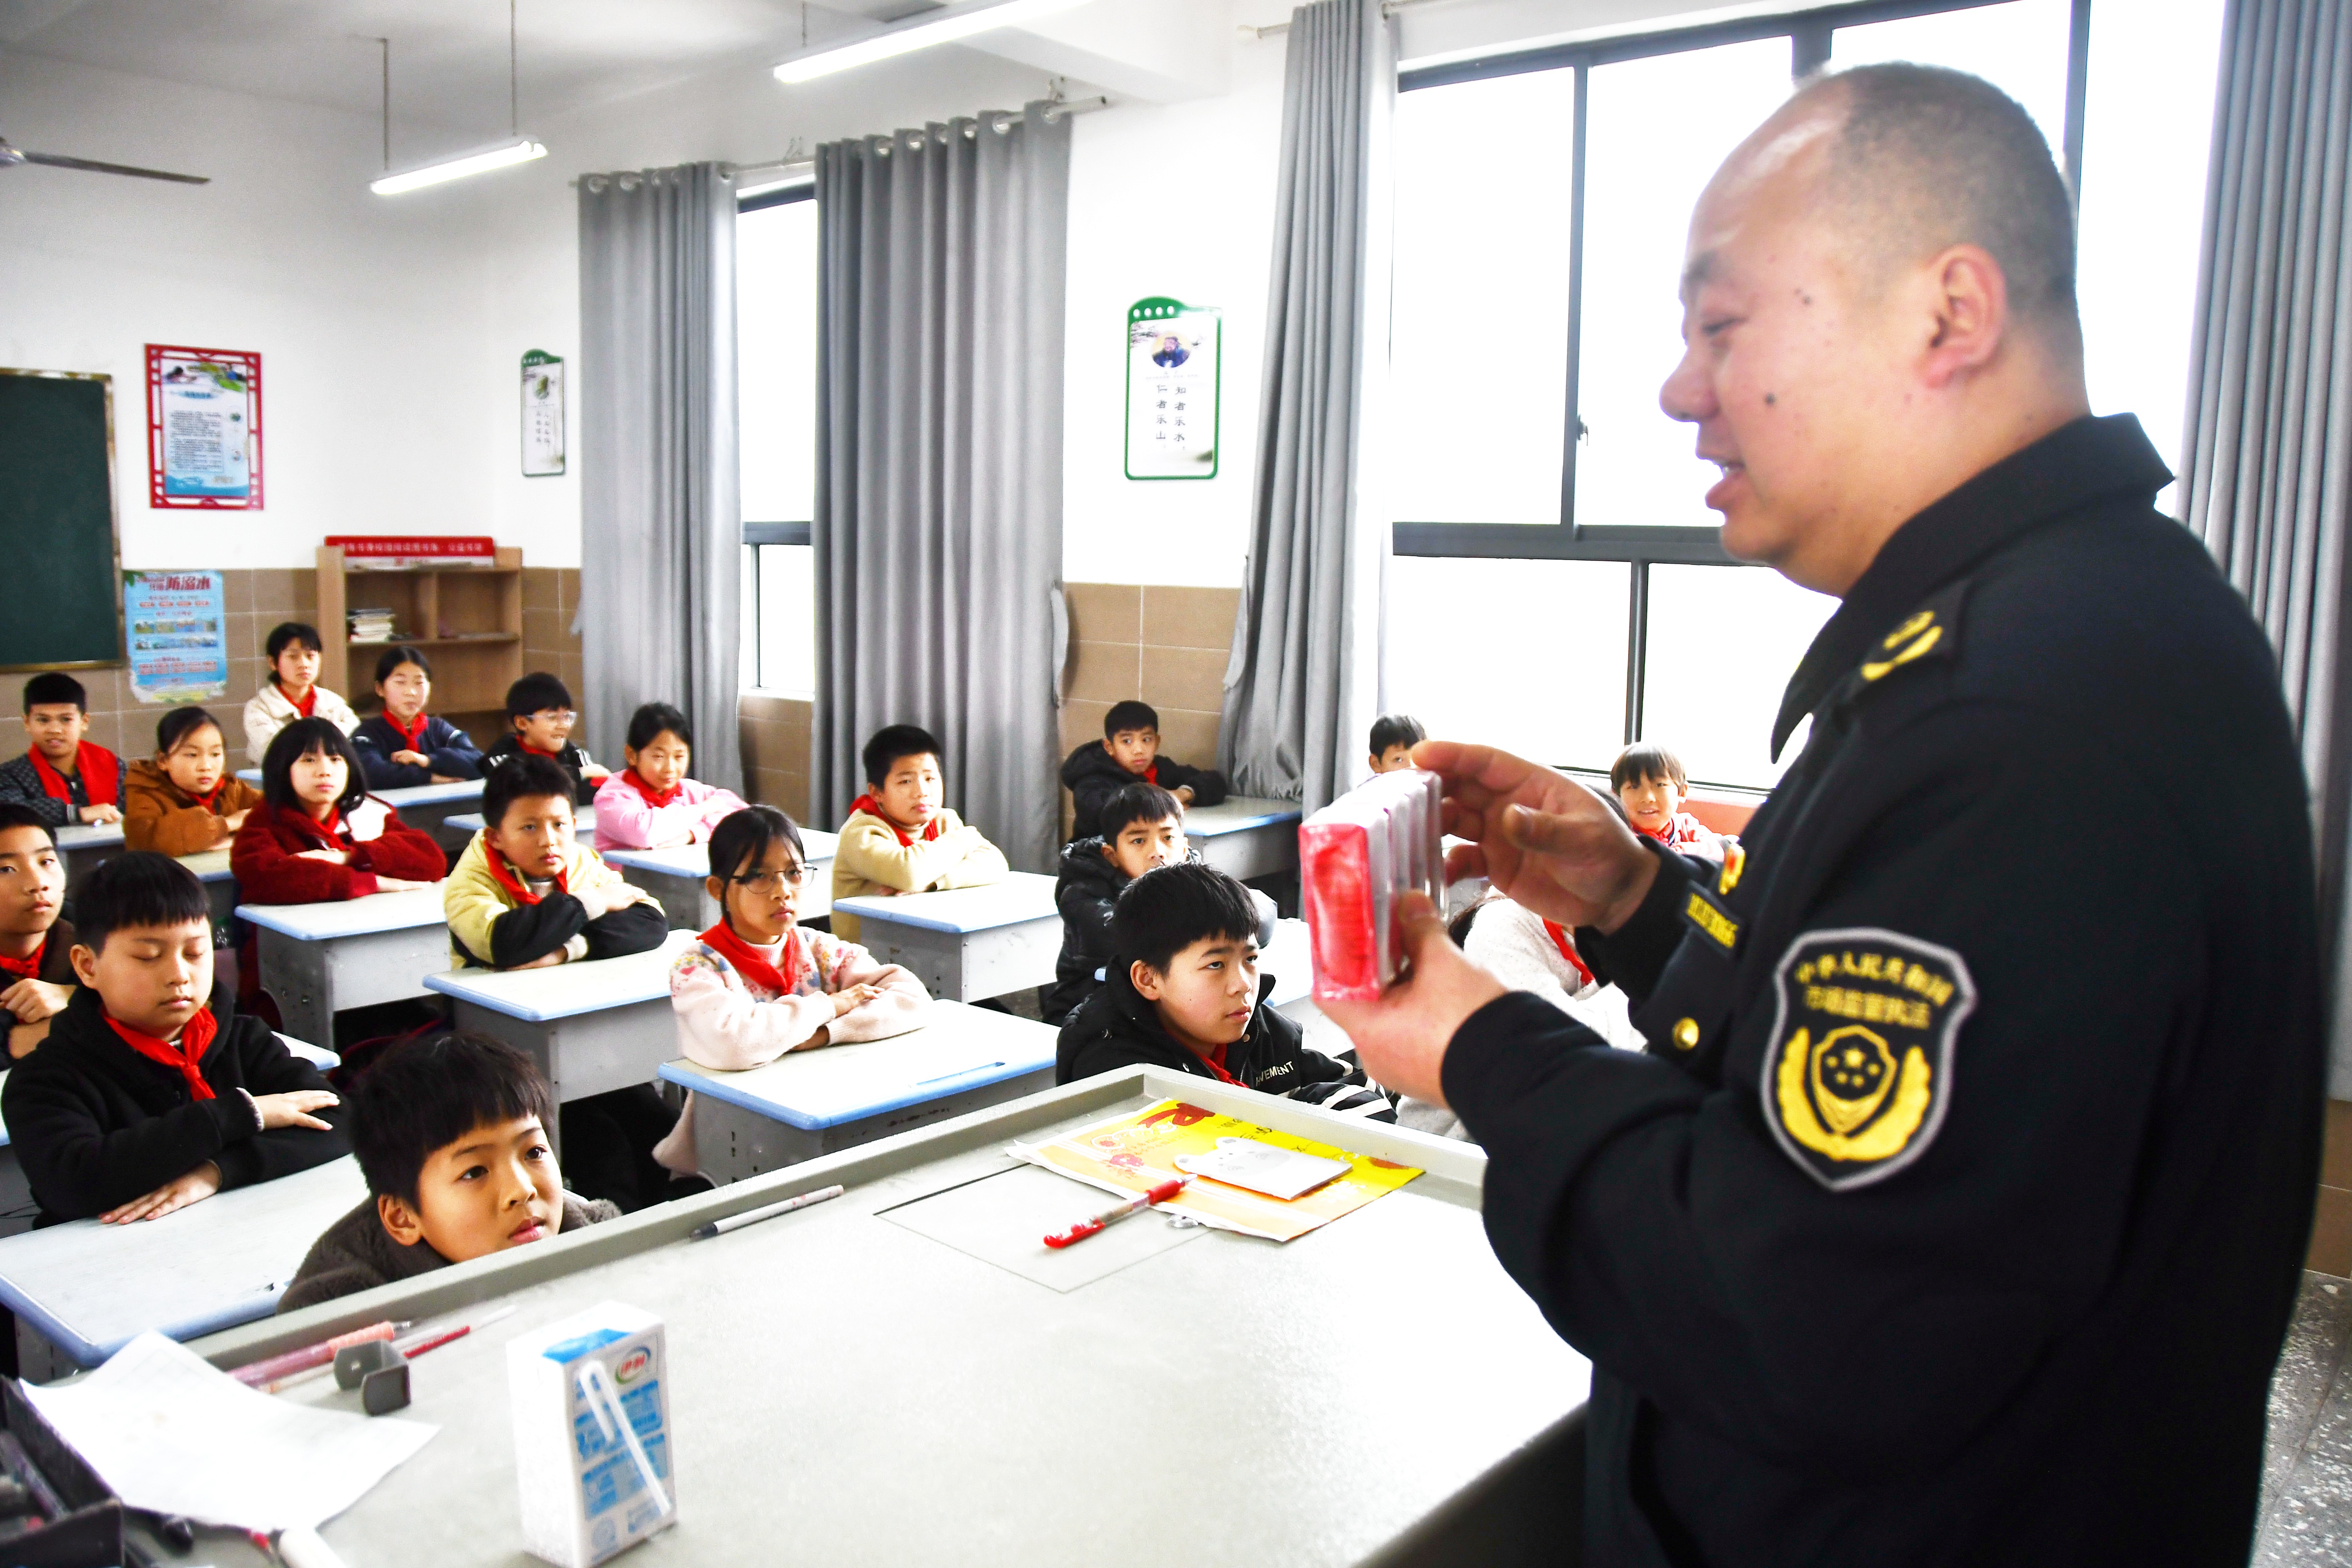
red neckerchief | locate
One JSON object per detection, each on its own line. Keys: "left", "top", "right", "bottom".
{"left": 1143, "top": 761, "right": 1159, "bottom": 786}
{"left": 1541, "top": 920, "right": 1596, "bottom": 988}
{"left": 521, "top": 742, "right": 562, "bottom": 760}
{"left": 180, "top": 773, "right": 228, "bottom": 813}
{"left": 279, "top": 802, "right": 351, "bottom": 850}
{"left": 621, "top": 768, "right": 682, "bottom": 809}
{"left": 0, "top": 937, "right": 45, "bottom": 982}
{"left": 848, "top": 794, "right": 944, "bottom": 848}
{"left": 1194, "top": 1040, "right": 1241, "bottom": 1085}
{"left": 483, "top": 841, "right": 565, "bottom": 906}
{"left": 382, "top": 708, "right": 429, "bottom": 752}
{"left": 279, "top": 680, "right": 317, "bottom": 719}
{"left": 699, "top": 919, "right": 805, "bottom": 997}
{"left": 106, "top": 1006, "right": 219, "bottom": 1101}
{"left": 28, "top": 744, "right": 117, "bottom": 808}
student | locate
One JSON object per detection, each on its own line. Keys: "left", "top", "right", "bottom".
{"left": 242, "top": 622, "right": 359, "bottom": 768}
{"left": 657, "top": 805, "right": 928, "bottom": 1175}
{"left": 351, "top": 647, "right": 485, "bottom": 789}
{"left": 831, "top": 724, "right": 1009, "bottom": 942}
{"left": 0, "top": 674, "right": 122, "bottom": 828}
{"left": 0, "top": 853, "right": 347, "bottom": 1224}
{"left": 591, "top": 703, "right": 745, "bottom": 851}
{"left": 230, "top": 718, "right": 445, "bottom": 904}
{"left": 1610, "top": 741, "right": 1721, "bottom": 856}
{"left": 1061, "top": 700, "right": 1228, "bottom": 841}
{"left": 1056, "top": 862, "right": 1392, "bottom": 1118}
{"left": 0, "top": 804, "right": 75, "bottom": 1059}
{"left": 483, "top": 672, "right": 609, "bottom": 806}
{"left": 124, "top": 706, "right": 263, "bottom": 856}
{"left": 443, "top": 755, "right": 680, "bottom": 1210}
{"left": 1368, "top": 713, "right": 1427, "bottom": 775}
{"left": 1044, "top": 781, "right": 1192, "bottom": 1026}
{"left": 277, "top": 1032, "right": 618, "bottom": 1313}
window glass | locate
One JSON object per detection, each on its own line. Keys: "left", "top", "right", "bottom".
{"left": 738, "top": 196, "right": 818, "bottom": 526}
{"left": 754, "top": 544, "right": 817, "bottom": 698}
{"left": 1575, "top": 38, "right": 1794, "bottom": 530}
{"left": 1385, "top": 556, "right": 1630, "bottom": 771}
{"left": 1829, "top": 0, "right": 2074, "bottom": 152}
{"left": 1640, "top": 564, "right": 1836, "bottom": 789}
{"left": 1389, "top": 68, "right": 1579, "bottom": 525}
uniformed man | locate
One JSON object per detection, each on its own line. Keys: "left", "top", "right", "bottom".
{"left": 1324, "top": 63, "right": 2323, "bottom": 1567}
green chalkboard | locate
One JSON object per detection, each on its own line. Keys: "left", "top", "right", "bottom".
{"left": 0, "top": 370, "right": 123, "bottom": 672}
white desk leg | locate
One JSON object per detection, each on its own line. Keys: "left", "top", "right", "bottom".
{"left": 855, "top": 916, "right": 1062, "bottom": 1004}
{"left": 689, "top": 1067, "right": 1059, "bottom": 1184}
{"left": 256, "top": 929, "right": 334, "bottom": 1047}
{"left": 325, "top": 926, "right": 457, "bottom": 1013}
{"left": 60, "top": 841, "right": 121, "bottom": 897}
{"left": 449, "top": 997, "right": 678, "bottom": 1160}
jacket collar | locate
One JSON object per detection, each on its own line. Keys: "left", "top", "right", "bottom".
{"left": 1771, "top": 414, "right": 2173, "bottom": 758}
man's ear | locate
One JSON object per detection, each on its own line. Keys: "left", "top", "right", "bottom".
{"left": 1130, "top": 959, "right": 1164, "bottom": 1001}
{"left": 377, "top": 1192, "right": 426, "bottom": 1248}
{"left": 1919, "top": 243, "right": 2008, "bottom": 386}
{"left": 68, "top": 943, "right": 98, "bottom": 988}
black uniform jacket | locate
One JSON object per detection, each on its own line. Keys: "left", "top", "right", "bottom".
{"left": 1060, "top": 965, "right": 1349, "bottom": 1094}
{"left": 1441, "top": 416, "right": 2323, "bottom": 1567}
{"left": 1060, "top": 743, "right": 1228, "bottom": 841}
{"left": 1044, "top": 838, "right": 1208, "bottom": 1024}
{"left": 482, "top": 736, "right": 602, "bottom": 805}
{"left": 5, "top": 987, "right": 351, "bottom": 1223}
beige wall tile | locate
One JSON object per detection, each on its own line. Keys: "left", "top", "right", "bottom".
{"left": 1154, "top": 707, "right": 1222, "bottom": 772}
{"left": 293, "top": 574, "right": 318, "bottom": 629}
{"left": 2310, "top": 1184, "right": 2352, "bottom": 1278}
{"left": 253, "top": 568, "right": 301, "bottom": 618}
{"left": 1064, "top": 582, "right": 1141, "bottom": 645}
{"left": 522, "top": 607, "right": 565, "bottom": 657}
{"left": 1061, "top": 700, "right": 1111, "bottom": 760}
{"left": 222, "top": 569, "right": 254, "bottom": 616}
{"left": 228, "top": 659, "right": 267, "bottom": 707}
{"left": 1141, "top": 645, "right": 1228, "bottom": 715}
{"left": 81, "top": 711, "right": 126, "bottom": 760}
{"left": 1066, "top": 641, "right": 1141, "bottom": 705}
{"left": 558, "top": 569, "right": 581, "bottom": 619}
{"left": 522, "top": 568, "right": 560, "bottom": 613}
{"left": 1142, "top": 586, "right": 1240, "bottom": 652}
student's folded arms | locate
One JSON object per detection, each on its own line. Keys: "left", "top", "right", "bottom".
{"left": 447, "top": 755, "right": 665, "bottom": 970}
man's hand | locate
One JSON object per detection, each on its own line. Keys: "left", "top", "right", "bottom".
{"left": 1319, "top": 893, "right": 1508, "bottom": 1106}
{"left": 1, "top": 978, "right": 68, "bottom": 1024}
{"left": 575, "top": 882, "right": 642, "bottom": 919}
{"left": 429, "top": 773, "right": 468, "bottom": 785}
{"left": 222, "top": 809, "right": 250, "bottom": 833}
{"left": 1417, "top": 740, "right": 1659, "bottom": 934}
{"left": 831, "top": 982, "right": 884, "bottom": 1017}
{"left": 79, "top": 803, "right": 122, "bottom": 825}
{"left": 101, "top": 1161, "right": 222, "bottom": 1224}
{"left": 252, "top": 1089, "right": 339, "bottom": 1130}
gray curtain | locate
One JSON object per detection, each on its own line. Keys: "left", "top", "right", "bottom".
{"left": 813, "top": 106, "right": 1070, "bottom": 871}
{"left": 2180, "top": 0, "right": 2352, "bottom": 1090}
{"left": 1219, "top": 0, "right": 1391, "bottom": 813}
{"left": 576, "top": 162, "right": 743, "bottom": 793}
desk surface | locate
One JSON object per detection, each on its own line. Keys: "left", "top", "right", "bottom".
{"left": 0, "top": 1156, "right": 366, "bottom": 1366}
{"left": 423, "top": 928, "right": 698, "bottom": 1022}
{"left": 235, "top": 773, "right": 485, "bottom": 810}
{"left": 53, "top": 823, "right": 124, "bottom": 852}
{"left": 660, "top": 1001, "right": 1054, "bottom": 1130}
{"left": 200, "top": 1071, "right": 1588, "bottom": 1568}
{"left": 444, "top": 804, "right": 597, "bottom": 836}
{"left": 235, "top": 884, "right": 449, "bottom": 940}
{"left": 1185, "top": 795, "right": 1301, "bottom": 837}
{"left": 832, "top": 870, "right": 1058, "bottom": 935}
{"left": 603, "top": 826, "right": 839, "bottom": 879}
{"left": 178, "top": 848, "right": 233, "bottom": 882}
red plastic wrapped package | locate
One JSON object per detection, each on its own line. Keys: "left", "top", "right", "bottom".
{"left": 1300, "top": 768, "right": 1445, "bottom": 1000}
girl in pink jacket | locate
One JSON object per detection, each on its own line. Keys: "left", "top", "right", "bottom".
{"left": 593, "top": 702, "right": 748, "bottom": 852}
{"left": 655, "top": 805, "right": 927, "bottom": 1175}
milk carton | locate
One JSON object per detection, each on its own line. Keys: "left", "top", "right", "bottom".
{"left": 507, "top": 1302, "right": 678, "bottom": 1567}
{"left": 1300, "top": 768, "right": 1445, "bottom": 999}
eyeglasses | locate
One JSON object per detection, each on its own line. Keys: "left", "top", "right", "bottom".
{"left": 532, "top": 710, "right": 578, "bottom": 724}
{"left": 731, "top": 863, "right": 815, "bottom": 893}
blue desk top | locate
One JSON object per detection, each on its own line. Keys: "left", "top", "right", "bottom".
{"left": 378, "top": 779, "right": 487, "bottom": 807}
{"left": 235, "top": 884, "right": 449, "bottom": 939}
{"left": 604, "top": 827, "right": 838, "bottom": 878}
{"left": 1184, "top": 796, "right": 1302, "bottom": 838}
{"left": 659, "top": 1001, "right": 1055, "bottom": 1130}
{"left": 54, "top": 823, "right": 124, "bottom": 852}
{"left": 832, "top": 870, "right": 1058, "bottom": 935}
{"left": 424, "top": 928, "right": 696, "bottom": 1022}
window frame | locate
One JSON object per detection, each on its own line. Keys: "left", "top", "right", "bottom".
{"left": 738, "top": 179, "right": 818, "bottom": 695}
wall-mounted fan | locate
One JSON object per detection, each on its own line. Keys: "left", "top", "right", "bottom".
{"left": 0, "top": 133, "right": 207, "bottom": 184}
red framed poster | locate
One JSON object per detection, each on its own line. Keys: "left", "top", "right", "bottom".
{"left": 147, "top": 345, "right": 263, "bottom": 509}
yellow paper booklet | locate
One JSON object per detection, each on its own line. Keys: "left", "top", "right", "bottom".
{"left": 1018, "top": 1099, "right": 1421, "bottom": 1242}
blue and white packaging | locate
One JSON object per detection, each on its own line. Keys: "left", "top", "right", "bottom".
{"left": 508, "top": 1302, "right": 678, "bottom": 1567}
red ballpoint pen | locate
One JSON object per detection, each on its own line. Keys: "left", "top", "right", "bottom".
{"left": 1043, "top": 1175, "right": 1191, "bottom": 1248}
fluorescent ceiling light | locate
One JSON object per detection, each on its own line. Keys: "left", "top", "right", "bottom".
{"left": 371, "top": 136, "right": 546, "bottom": 196}
{"left": 773, "top": 0, "right": 1089, "bottom": 84}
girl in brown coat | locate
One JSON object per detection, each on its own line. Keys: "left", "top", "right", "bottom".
{"left": 122, "top": 707, "right": 264, "bottom": 857}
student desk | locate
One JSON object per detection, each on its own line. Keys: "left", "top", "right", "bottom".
{"left": 444, "top": 802, "right": 597, "bottom": 842}
{"left": 658, "top": 1001, "right": 1056, "bottom": 1181}
{"left": 3, "top": 1154, "right": 367, "bottom": 1380}
{"left": 52, "top": 822, "right": 123, "bottom": 892}
{"left": 832, "top": 871, "right": 1061, "bottom": 1003}
{"left": 604, "top": 827, "right": 839, "bottom": 931}
{"left": 1185, "top": 795, "right": 1302, "bottom": 882}
{"left": 179, "top": 847, "right": 238, "bottom": 931}
{"left": 236, "top": 885, "right": 452, "bottom": 1047}
{"left": 199, "top": 1070, "right": 1590, "bottom": 1568}
{"left": 422, "top": 930, "right": 697, "bottom": 1141}
{"left": 377, "top": 779, "right": 490, "bottom": 849}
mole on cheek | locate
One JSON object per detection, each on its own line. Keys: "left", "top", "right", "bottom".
{"left": 1765, "top": 392, "right": 1778, "bottom": 406}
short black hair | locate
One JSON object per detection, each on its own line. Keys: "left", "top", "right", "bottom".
{"left": 862, "top": 724, "right": 941, "bottom": 788}
{"left": 265, "top": 622, "right": 324, "bottom": 662}
{"left": 262, "top": 717, "right": 368, "bottom": 814}
{"left": 348, "top": 1031, "right": 555, "bottom": 1207}
{"left": 707, "top": 804, "right": 806, "bottom": 884}
{"left": 505, "top": 672, "right": 574, "bottom": 722}
{"left": 483, "top": 754, "right": 577, "bottom": 830}
{"left": 1104, "top": 700, "right": 1157, "bottom": 739}
{"left": 155, "top": 705, "right": 223, "bottom": 756}
{"left": 22, "top": 673, "right": 84, "bottom": 713}
{"left": 626, "top": 702, "right": 691, "bottom": 753}
{"left": 1098, "top": 781, "right": 1183, "bottom": 841}
{"left": 373, "top": 645, "right": 431, "bottom": 686}
{"left": 0, "top": 802, "right": 56, "bottom": 847}
{"left": 1369, "top": 713, "right": 1425, "bottom": 756}
{"left": 1113, "top": 862, "right": 1260, "bottom": 975}
{"left": 1611, "top": 743, "right": 1687, "bottom": 793}
{"left": 71, "top": 851, "right": 210, "bottom": 953}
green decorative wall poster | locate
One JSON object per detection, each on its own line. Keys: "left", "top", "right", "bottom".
{"left": 522, "top": 349, "right": 564, "bottom": 476}
{"left": 1125, "top": 298, "right": 1219, "bottom": 480}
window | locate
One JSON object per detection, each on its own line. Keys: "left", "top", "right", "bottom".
{"left": 1387, "top": 0, "right": 2219, "bottom": 788}
{"left": 737, "top": 184, "right": 819, "bottom": 695}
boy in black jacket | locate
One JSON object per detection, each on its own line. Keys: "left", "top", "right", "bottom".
{"left": 1061, "top": 700, "right": 1228, "bottom": 841}
{"left": 482, "top": 672, "right": 608, "bottom": 806}
{"left": 1056, "top": 862, "right": 1391, "bottom": 1119}
{"left": 2, "top": 852, "right": 347, "bottom": 1224}
{"left": 1045, "top": 782, "right": 1191, "bottom": 1026}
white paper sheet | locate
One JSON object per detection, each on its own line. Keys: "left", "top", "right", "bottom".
{"left": 24, "top": 1331, "right": 436, "bottom": 1531}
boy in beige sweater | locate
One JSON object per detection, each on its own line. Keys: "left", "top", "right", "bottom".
{"left": 830, "top": 724, "right": 1007, "bottom": 941}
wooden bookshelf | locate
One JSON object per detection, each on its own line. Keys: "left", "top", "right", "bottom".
{"left": 315, "top": 545, "right": 523, "bottom": 722}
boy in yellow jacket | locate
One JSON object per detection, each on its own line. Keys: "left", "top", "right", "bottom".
{"left": 830, "top": 725, "right": 1007, "bottom": 942}
{"left": 445, "top": 755, "right": 665, "bottom": 970}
